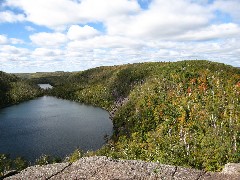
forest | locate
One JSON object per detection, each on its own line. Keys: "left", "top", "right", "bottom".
{"left": 0, "top": 60, "right": 239, "bottom": 175}
{"left": 47, "top": 60, "right": 240, "bottom": 171}
{"left": 0, "top": 71, "right": 42, "bottom": 108}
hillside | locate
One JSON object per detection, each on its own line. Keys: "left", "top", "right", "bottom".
{"left": 14, "top": 71, "right": 72, "bottom": 86}
{"left": 0, "top": 71, "right": 42, "bottom": 108}
{"left": 1, "top": 60, "right": 239, "bottom": 173}
{"left": 47, "top": 60, "right": 240, "bottom": 171}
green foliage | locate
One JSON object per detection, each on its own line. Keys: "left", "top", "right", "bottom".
{"left": 68, "top": 149, "right": 83, "bottom": 163}
{"left": 1, "top": 60, "right": 240, "bottom": 172}
{"left": 35, "top": 155, "right": 50, "bottom": 166}
{"left": 15, "top": 71, "right": 72, "bottom": 87}
{"left": 48, "top": 63, "right": 157, "bottom": 110}
{"left": 13, "top": 157, "right": 28, "bottom": 171}
{"left": 0, "top": 71, "right": 17, "bottom": 108}
{"left": 46, "top": 60, "right": 240, "bottom": 172}
{"left": 35, "top": 154, "right": 61, "bottom": 166}
{"left": 8, "top": 81, "right": 41, "bottom": 104}
{"left": 0, "top": 153, "right": 62, "bottom": 177}
{"left": 0, "top": 71, "right": 42, "bottom": 108}
{"left": 0, "top": 154, "right": 12, "bottom": 176}
{"left": 0, "top": 154, "right": 29, "bottom": 177}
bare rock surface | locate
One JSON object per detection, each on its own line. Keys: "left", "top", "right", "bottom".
{"left": 4, "top": 162, "right": 70, "bottom": 180}
{"left": 4, "top": 156, "right": 240, "bottom": 180}
{"left": 222, "top": 163, "right": 240, "bottom": 175}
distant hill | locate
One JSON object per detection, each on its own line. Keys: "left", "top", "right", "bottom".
{"left": 14, "top": 71, "right": 73, "bottom": 86}
{"left": 47, "top": 60, "right": 240, "bottom": 171}
{"left": 0, "top": 71, "right": 42, "bottom": 108}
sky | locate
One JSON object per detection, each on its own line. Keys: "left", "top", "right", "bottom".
{"left": 0, "top": 0, "right": 240, "bottom": 73}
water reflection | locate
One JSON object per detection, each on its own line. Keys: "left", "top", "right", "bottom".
{"left": 0, "top": 96, "right": 113, "bottom": 162}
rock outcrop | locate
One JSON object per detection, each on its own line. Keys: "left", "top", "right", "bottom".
{"left": 4, "top": 156, "right": 240, "bottom": 180}
{"left": 222, "top": 163, "right": 240, "bottom": 175}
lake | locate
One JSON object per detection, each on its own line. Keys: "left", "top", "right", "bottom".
{"left": 0, "top": 96, "right": 113, "bottom": 162}
{"left": 38, "top": 84, "right": 53, "bottom": 89}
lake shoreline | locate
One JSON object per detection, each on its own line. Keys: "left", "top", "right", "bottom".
{"left": 0, "top": 96, "right": 113, "bottom": 162}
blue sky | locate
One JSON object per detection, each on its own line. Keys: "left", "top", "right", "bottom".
{"left": 0, "top": 0, "right": 240, "bottom": 73}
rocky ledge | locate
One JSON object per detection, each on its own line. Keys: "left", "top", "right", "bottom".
{"left": 4, "top": 156, "right": 240, "bottom": 180}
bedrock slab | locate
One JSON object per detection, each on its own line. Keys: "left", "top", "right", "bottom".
{"left": 4, "top": 156, "right": 240, "bottom": 180}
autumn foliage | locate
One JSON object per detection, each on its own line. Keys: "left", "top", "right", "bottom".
{"left": 2, "top": 60, "right": 238, "bottom": 172}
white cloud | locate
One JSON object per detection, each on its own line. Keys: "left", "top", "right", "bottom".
{"left": 5, "top": 0, "right": 82, "bottom": 28}
{"left": 5, "top": 0, "right": 140, "bottom": 29}
{"left": 105, "top": 0, "right": 212, "bottom": 40}
{"left": 0, "top": 35, "right": 24, "bottom": 45}
{"left": 0, "top": 35, "right": 8, "bottom": 44}
{"left": 30, "top": 32, "right": 68, "bottom": 47}
{"left": 0, "top": 45, "right": 30, "bottom": 71}
{"left": 67, "top": 25, "right": 100, "bottom": 40}
{"left": 1, "top": 0, "right": 240, "bottom": 72}
{"left": 10, "top": 38, "right": 24, "bottom": 44}
{"left": 176, "top": 23, "right": 240, "bottom": 41}
{"left": 25, "top": 26, "right": 35, "bottom": 32}
{"left": 67, "top": 35, "right": 144, "bottom": 50}
{"left": 0, "top": 11, "right": 25, "bottom": 23}
{"left": 77, "top": 0, "right": 140, "bottom": 21}
{"left": 30, "top": 48, "right": 64, "bottom": 63}
{"left": 0, "top": 45, "right": 29, "bottom": 55}
{"left": 212, "top": 0, "right": 240, "bottom": 21}
{"left": 32, "top": 48, "right": 63, "bottom": 57}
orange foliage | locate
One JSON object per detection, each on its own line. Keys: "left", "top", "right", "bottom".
{"left": 198, "top": 82, "right": 207, "bottom": 92}
{"left": 190, "top": 78, "right": 197, "bottom": 84}
{"left": 147, "top": 101, "right": 151, "bottom": 107}
{"left": 187, "top": 87, "right": 192, "bottom": 95}
{"left": 236, "top": 82, "right": 240, "bottom": 88}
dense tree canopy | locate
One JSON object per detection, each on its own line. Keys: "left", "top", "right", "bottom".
{"left": 47, "top": 60, "right": 240, "bottom": 171}
{"left": 0, "top": 71, "right": 42, "bottom": 108}
{"left": 1, "top": 60, "right": 239, "bottom": 172}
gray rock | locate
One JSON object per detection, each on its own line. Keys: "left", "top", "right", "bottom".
{"left": 4, "top": 156, "right": 240, "bottom": 180}
{"left": 5, "top": 162, "right": 70, "bottom": 180}
{"left": 222, "top": 163, "right": 240, "bottom": 175}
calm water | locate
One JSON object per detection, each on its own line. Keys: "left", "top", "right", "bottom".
{"left": 0, "top": 96, "right": 113, "bottom": 162}
{"left": 38, "top": 84, "right": 53, "bottom": 89}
